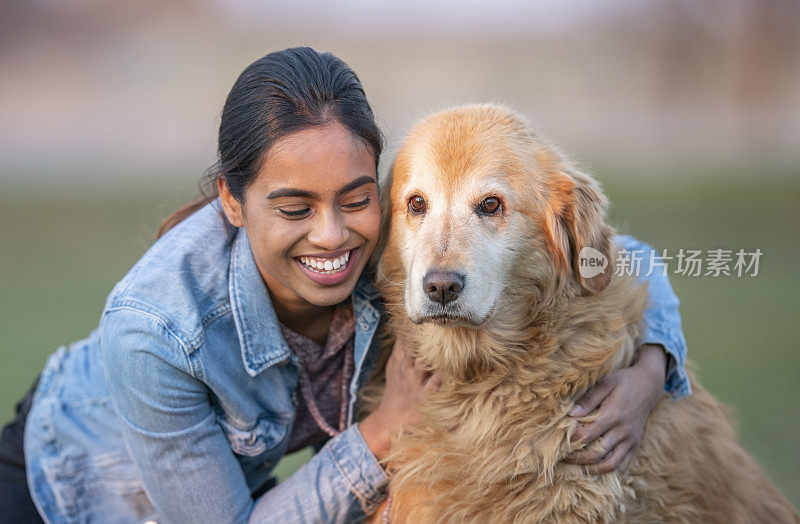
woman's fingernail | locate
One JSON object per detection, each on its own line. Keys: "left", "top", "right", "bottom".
{"left": 569, "top": 405, "right": 583, "bottom": 417}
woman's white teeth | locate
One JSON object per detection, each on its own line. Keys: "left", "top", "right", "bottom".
{"left": 299, "top": 251, "right": 351, "bottom": 274}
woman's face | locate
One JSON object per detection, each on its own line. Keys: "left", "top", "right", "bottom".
{"left": 219, "top": 121, "right": 380, "bottom": 312}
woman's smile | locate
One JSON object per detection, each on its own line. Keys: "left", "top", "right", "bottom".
{"left": 295, "top": 247, "right": 358, "bottom": 285}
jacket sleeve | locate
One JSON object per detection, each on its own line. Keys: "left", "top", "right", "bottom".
{"left": 101, "top": 306, "right": 256, "bottom": 524}
{"left": 248, "top": 424, "right": 388, "bottom": 523}
{"left": 101, "top": 306, "right": 388, "bottom": 524}
{"left": 614, "top": 234, "right": 692, "bottom": 399}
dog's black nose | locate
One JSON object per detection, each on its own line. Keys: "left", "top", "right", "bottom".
{"left": 423, "top": 270, "right": 465, "bottom": 306}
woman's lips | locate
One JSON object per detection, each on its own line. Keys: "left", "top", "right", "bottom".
{"left": 295, "top": 248, "right": 358, "bottom": 286}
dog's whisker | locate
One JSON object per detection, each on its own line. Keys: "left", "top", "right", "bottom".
{"left": 376, "top": 265, "right": 408, "bottom": 287}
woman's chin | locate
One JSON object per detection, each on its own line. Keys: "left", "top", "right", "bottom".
{"left": 293, "top": 266, "right": 361, "bottom": 306}
{"left": 299, "top": 285, "right": 355, "bottom": 307}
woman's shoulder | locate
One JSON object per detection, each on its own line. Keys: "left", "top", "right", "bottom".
{"left": 102, "top": 199, "right": 237, "bottom": 342}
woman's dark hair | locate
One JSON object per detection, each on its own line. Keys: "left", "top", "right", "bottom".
{"left": 158, "top": 47, "right": 383, "bottom": 237}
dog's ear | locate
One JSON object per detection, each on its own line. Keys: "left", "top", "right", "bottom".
{"left": 549, "top": 169, "right": 614, "bottom": 294}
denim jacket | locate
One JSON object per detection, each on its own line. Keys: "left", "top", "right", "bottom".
{"left": 23, "top": 200, "right": 689, "bottom": 524}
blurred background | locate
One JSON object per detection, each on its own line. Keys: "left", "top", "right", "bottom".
{"left": 1, "top": 0, "right": 798, "bottom": 508}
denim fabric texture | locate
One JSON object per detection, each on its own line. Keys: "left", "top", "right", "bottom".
{"left": 23, "top": 200, "right": 688, "bottom": 523}
{"left": 615, "top": 234, "right": 692, "bottom": 399}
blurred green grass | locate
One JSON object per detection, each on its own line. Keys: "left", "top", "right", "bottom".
{"left": 1, "top": 169, "right": 798, "bottom": 506}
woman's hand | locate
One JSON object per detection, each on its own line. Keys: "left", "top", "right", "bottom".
{"left": 563, "top": 344, "right": 667, "bottom": 474}
{"left": 359, "top": 338, "right": 443, "bottom": 461}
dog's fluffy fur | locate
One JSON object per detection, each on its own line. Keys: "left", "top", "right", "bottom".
{"left": 363, "top": 105, "right": 798, "bottom": 523}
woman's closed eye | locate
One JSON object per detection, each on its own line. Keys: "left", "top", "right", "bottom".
{"left": 341, "top": 196, "right": 371, "bottom": 210}
{"left": 278, "top": 206, "right": 311, "bottom": 218}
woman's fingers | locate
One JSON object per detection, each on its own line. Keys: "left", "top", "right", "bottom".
{"left": 386, "top": 338, "right": 441, "bottom": 400}
{"left": 565, "top": 426, "right": 627, "bottom": 465}
{"left": 384, "top": 349, "right": 398, "bottom": 379}
{"left": 619, "top": 446, "right": 636, "bottom": 474}
{"left": 410, "top": 353, "right": 430, "bottom": 382}
{"left": 392, "top": 337, "right": 409, "bottom": 361}
{"left": 393, "top": 337, "right": 437, "bottom": 387}
{"left": 423, "top": 372, "right": 443, "bottom": 393}
{"left": 391, "top": 339, "right": 417, "bottom": 377}
{"left": 590, "top": 438, "right": 634, "bottom": 474}
{"left": 569, "top": 375, "right": 616, "bottom": 418}
{"left": 570, "top": 399, "right": 621, "bottom": 446}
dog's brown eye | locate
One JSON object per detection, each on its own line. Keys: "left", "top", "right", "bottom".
{"left": 479, "top": 196, "right": 501, "bottom": 215}
{"left": 408, "top": 195, "right": 427, "bottom": 214}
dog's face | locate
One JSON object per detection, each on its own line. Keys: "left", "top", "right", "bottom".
{"left": 389, "top": 131, "right": 523, "bottom": 326}
{"left": 384, "top": 105, "right": 613, "bottom": 328}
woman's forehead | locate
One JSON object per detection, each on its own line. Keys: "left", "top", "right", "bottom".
{"left": 255, "top": 123, "right": 376, "bottom": 194}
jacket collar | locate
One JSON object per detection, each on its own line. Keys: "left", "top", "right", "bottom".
{"left": 229, "top": 227, "right": 293, "bottom": 377}
{"left": 228, "top": 227, "right": 381, "bottom": 377}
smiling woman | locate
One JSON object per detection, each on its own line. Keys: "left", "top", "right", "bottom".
{"left": 8, "top": 46, "right": 414, "bottom": 524}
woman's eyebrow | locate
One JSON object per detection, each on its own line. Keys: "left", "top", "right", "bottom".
{"left": 336, "top": 175, "right": 376, "bottom": 196}
{"left": 265, "top": 176, "right": 375, "bottom": 201}
{"left": 266, "top": 188, "right": 320, "bottom": 200}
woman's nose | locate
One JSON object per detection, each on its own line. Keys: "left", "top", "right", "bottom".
{"left": 307, "top": 208, "right": 350, "bottom": 250}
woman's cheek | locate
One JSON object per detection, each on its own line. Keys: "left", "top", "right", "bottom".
{"left": 366, "top": 205, "right": 382, "bottom": 240}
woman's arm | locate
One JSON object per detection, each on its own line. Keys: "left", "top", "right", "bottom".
{"left": 101, "top": 308, "right": 255, "bottom": 523}
{"left": 102, "top": 307, "right": 388, "bottom": 524}
{"left": 564, "top": 234, "right": 691, "bottom": 473}
{"left": 248, "top": 425, "right": 388, "bottom": 522}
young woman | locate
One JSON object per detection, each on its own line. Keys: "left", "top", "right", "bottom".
{"left": 0, "top": 47, "right": 690, "bottom": 523}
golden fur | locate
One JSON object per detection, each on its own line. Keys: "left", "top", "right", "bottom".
{"left": 362, "top": 104, "right": 798, "bottom": 523}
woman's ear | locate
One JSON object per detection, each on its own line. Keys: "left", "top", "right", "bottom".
{"left": 548, "top": 169, "right": 614, "bottom": 294}
{"left": 217, "top": 178, "right": 244, "bottom": 227}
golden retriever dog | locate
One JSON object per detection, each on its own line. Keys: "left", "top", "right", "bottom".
{"left": 364, "top": 104, "right": 798, "bottom": 523}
